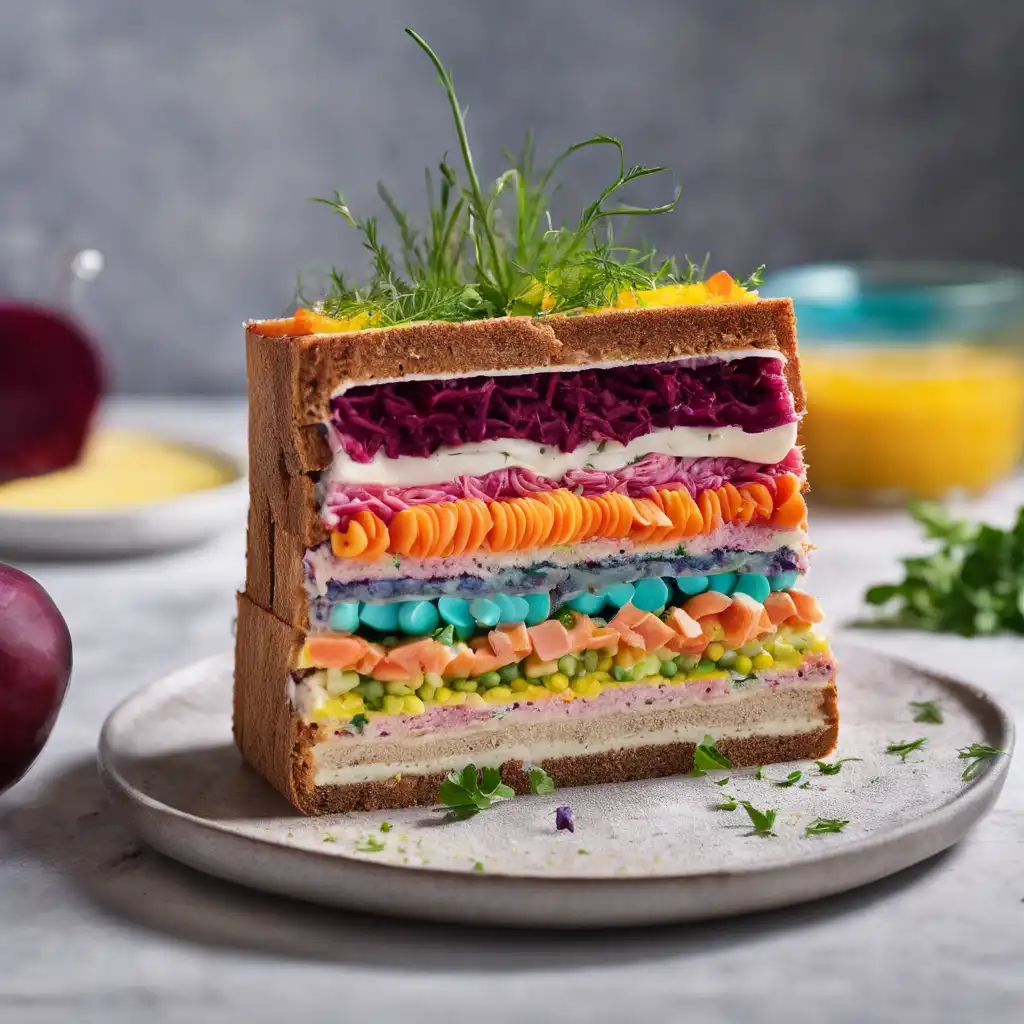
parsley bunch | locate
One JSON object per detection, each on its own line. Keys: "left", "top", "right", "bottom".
{"left": 865, "top": 502, "right": 1024, "bottom": 636}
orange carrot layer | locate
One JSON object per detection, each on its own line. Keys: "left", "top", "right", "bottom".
{"left": 329, "top": 474, "right": 806, "bottom": 561}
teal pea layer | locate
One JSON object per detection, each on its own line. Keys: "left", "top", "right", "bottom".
{"left": 327, "top": 570, "right": 800, "bottom": 638}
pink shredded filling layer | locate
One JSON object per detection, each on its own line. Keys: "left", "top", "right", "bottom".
{"left": 321, "top": 449, "right": 805, "bottom": 529}
{"left": 315, "top": 656, "right": 836, "bottom": 743}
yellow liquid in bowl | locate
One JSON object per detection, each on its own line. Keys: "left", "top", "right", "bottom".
{"left": 0, "top": 429, "right": 238, "bottom": 512}
{"left": 801, "top": 346, "right": 1024, "bottom": 502}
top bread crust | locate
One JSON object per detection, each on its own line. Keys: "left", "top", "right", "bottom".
{"left": 246, "top": 299, "right": 802, "bottom": 436}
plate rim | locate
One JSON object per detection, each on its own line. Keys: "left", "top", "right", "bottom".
{"left": 98, "top": 641, "right": 1014, "bottom": 897}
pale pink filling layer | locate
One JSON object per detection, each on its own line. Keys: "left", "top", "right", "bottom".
{"left": 321, "top": 450, "right": 805, "bottom": 530}
{"left": 313, "top": 656, "right": 836, "bottom": 743}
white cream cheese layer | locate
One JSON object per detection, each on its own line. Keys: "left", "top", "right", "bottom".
{"left": 325, "top": 422, "right": 799, "bottom": 488}
{"left": 329, "top": 348, "right": 787, "bottom": 398}
{"left": 310, "top": 714, "right": 827, "bottom": 786}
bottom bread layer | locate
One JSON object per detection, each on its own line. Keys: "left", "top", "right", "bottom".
{"left": 288, "top": 681, "right": 838, "bottom": 814}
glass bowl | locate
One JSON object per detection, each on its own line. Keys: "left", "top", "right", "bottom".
{"left": 762, "top": 262, "right": 1024, "bottom": 504}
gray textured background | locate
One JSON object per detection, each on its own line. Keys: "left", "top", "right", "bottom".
{"left": 3, "top": 0, "right": 1022, "bottom": 393}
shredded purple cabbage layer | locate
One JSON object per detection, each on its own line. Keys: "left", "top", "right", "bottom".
{"left": 329, "top": 357, "right": 795, "bottom": 462}
{"left": 322, "top": 449, "right": 804, "bottom": 528}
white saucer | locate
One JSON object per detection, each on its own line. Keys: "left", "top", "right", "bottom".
{"left": 99, "top": 639, "right": 1012, "bottom": 928}
{"left": 0, "top": 438, "right": 246, "bottom": 557}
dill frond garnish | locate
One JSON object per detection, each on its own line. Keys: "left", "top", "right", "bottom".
{"left": 304, "top": 29, "right": 760, "bottom": 327}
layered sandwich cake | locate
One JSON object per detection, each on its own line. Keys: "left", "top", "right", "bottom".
{"left": 237, "top": 295, "right": 837, "bottom": 814}
{"left": 233, "top": 30, "right": 837, "bottom": 815}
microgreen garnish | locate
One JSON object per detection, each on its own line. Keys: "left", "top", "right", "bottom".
{"left": 439, "top": 764, "right": 515, "bottom": 819}
{"left": 754, "top": 765, "right": 764, "bottom": 779}
{"left": 344, "top": 712, "right": 369, "bottom": 735}
{"left": 577, "top": 849, "right": 590, "bottom": 855}
{"left": 815, "top": 757, "right": 861, "bottom": 776}
{"left": 714, "top": 794, "right": 739, "bottom": 811}
{"left": 805, "top": 818, "right": 849, "bottom": 836}
{"left": 738, "top": 264, "right": 766, "bottom": 289}
{"left": 740, "top": 801, "right": 778, "bottom": 837}
{"left": 380, "top": 821, "right": 393, "bottom": 832}
{"left": 323, "top": 834, "right": 336, "bottom": 843}
{"left": 910, "top": 700, "right": 944, "bottom": 724}
{"left": 887, "top": 738, "right": 928, "bottom": 762}
{"left": 799, "top": 781, "right": 812, "bottom": 789}
{"left": 304, "top": 29, "right": 759, "bottom": 328}
{"left": 714, "top": 777, "right": 731, "bottom": 787}
{"left": 759, "top": 769, "right": 803, "bottom": 788}
{"left": 527, "top": 765, "right": 556, "bottom": 795}
{"left": 864, "top": 502, "right": 1024, "bottom": 635}
{"left": 690, "top": 735, "right": 732, "bottom": 776}
{"left": 555, "top": 806, "right": 575, "bottom": 832}
{"left": 957, "top": 742, "right": 1006, "bottom": 781}
{"left": 356, "top": 835, "right": 386, "bottom": 852}
{"left": 473, "top": 861, "right": 484, "bottom": 873}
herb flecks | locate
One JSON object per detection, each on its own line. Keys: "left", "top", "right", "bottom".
{"left": 344, "top": 713, "right": 369, "bottom": 735}
{"left": 432, "top": 624, "right": 455, "bottom": 646}
{"left": 527, "top": 765, "right": 556, "bottom": 795}
{"left": 958, "top": 742, "right": 1006, "bottom": 781}
{"left": 439, "top": 764, "right": 515, "bottom": 819}
{"left": 759, "top": 769, "right": 803, "bottom": 788}
{"left": 910, "top": 700, "right": 944, "bottom": 724}
{"left": 864, "top": 502, "right": 1024, "bottom": 636}
{"left": 306, "top": 30, "right": 759, "bottom": 328}
{"left": 887, "top": 738, "right": 928, "bottom": 762}
{"left": 690, "top": 735, "right": 732, "bottom": 776}
{"left": 356, "top": 835, "right": 386, "bottom": 853}
{"left": 815, "top": 757, "right": 861, "bottom": 776}
{"left": 740, "top": 801, "right": 778, "bottom": 837}
{"left": 805, "top": 818, "right": 849, "bottom": 836}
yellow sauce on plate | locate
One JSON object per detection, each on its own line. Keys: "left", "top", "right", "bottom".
{"left": 0, "top": 429, "right": 238, "bottom": 512}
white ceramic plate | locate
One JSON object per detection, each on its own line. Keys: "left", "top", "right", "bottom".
{"left": 99, "top": 639, "right": 1012, "bottom": 928}
{"left": 0, "top": 438, "right": 246, "bottom": 557}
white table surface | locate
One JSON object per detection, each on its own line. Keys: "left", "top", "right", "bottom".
{"left": 2, "top": 398, "right": 1022, "bottom": 1024}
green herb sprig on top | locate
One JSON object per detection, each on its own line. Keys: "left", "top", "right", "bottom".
{"left": 306, "top": 29, "right": 760, "bottom": 327}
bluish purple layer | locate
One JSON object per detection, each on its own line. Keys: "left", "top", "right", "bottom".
{"left": 308, "top": 545, "right": 805, "bottom": 613}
